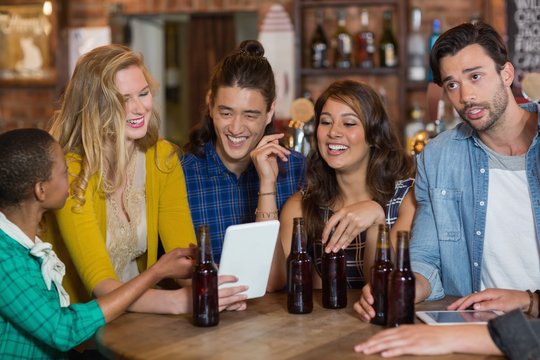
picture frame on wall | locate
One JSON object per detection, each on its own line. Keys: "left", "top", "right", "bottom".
{"left": 0, "top": 1, "right": 57, "bottom": 84}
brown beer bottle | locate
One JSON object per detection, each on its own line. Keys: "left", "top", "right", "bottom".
{"left": 370, "top": 224, "right": 393, "bottom": 325}
{"left": 287, "top": 218, "right": 313, "bottom": 314}
{"left": 387, "top": 231, "right": 415, "bottom": 327}
{"left": 321, "top": 226, "right": 347, "bottom": 308}
{"left": 192, "top": 225, "right": 219, "bottom": 327}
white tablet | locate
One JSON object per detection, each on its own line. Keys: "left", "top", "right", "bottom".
{"left": 416, "top": 310, "right": 504, "bottom": 325}
{"left": 217, "top": 220, "right": 280, "bottom": 299}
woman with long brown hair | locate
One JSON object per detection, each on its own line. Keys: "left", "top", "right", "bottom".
{"left": 268, "top": 80, "right": 416, "bottom": 290}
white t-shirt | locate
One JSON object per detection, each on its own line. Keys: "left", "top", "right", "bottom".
{"left": 480, "top": 141, "right": 540, "bottom": 290}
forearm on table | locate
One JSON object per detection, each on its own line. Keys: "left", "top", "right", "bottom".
{"left": 451, "top": 326, "right": 502, "bottom": 355}
{"left": 267, "top": 239, "right": 286, "bottom": 292}
{"left": 414, "top": 273, "right": 431, "bottom": 303}
{"left": 94, "top": 278, "right": 190, "bottom": 317}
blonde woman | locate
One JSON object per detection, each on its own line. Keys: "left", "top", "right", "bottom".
{"left": 46, "top": 44, "right": 246, "bottom": 314}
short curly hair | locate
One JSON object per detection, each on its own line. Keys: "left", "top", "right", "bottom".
{"left": 0, "top": 128, "right": 55, "bottom": 208}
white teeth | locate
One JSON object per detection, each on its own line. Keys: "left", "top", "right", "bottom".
{"left": 329, "top": 144, "right": 348, "bottom": 151}
{"left": 227, "top": 135, "right": 247, "bottom": 144}
{"left": 467, "top": 108, "right": 482, "bottom": 115}
{"left": 127, "top": 117, "right": 143, "bottom": 125}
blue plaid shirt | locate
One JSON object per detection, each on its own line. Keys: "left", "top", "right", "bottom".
{"left": 181, "top": 142, "right": 306, "bottom": 262}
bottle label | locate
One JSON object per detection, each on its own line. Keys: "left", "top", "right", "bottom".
{"left": 338, "top": 34, "right": 352, "bottom": 54}
{"left": 408, "top": 66, "right": 426, "bottom": 81}
{"left": 383, "top": 44, "right": 397, "bottom": 67}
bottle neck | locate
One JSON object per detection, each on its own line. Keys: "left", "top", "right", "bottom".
{"left": 197, "top": 227, "right": 214, "bottom": 264}
{"left": 395, "top": 234, "right": 411, "bottom": 270}
{"left": 360, "top": 10, "right": 369, "bottom": 28}
{"left": 375, "top": 225, "right": 391, "bottom": 262}
{"left": 291, "top": 219, "right": 307, "bottom": 254}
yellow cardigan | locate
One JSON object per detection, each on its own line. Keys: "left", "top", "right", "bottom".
{"left": 44, "top": 140, "right": 196, "bottom": 303}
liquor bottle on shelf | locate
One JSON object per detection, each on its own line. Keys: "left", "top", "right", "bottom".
{"left": 387, "top": 231, "right": 415, "bottom": 327}
{"left": 321, "top": 209, "right": 347, "bottom": 309}
{"left": 370, "top": 224, "right": 393, "bottom": 326}
{"left": 287, "top": 217, "right": 313, "bottom": 314}
{"left": 355, "top": 8, "right": 375, "bottom": 69}
{"left": 427, "top": 19, "right": 441, "bottom": 81}
{"left": 333, "top": 9, "right": 352, "bottom": 69}
{"left": 379, "top": 10, "right": 398, "bottom": 68}
{"left": 407, "top": 7, "right": 426, "bottom": 81}
{"left": 165, "top": 23, "right": 180, "bottom": 102}
{"left": 310, "top": 9, "right": 329, "bottom": 69}
{"left": 405, "top": 104, "right": 425, "bottom": 155}
{"left": 192, "top": 225, "right": 219, "bottom": 327}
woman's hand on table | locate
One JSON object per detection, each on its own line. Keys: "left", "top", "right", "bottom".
{"left": 448, "top": 288, "right": 532, "bottom": 313}
{"left": 354, "top": 323, "right": 501, "bottom": 357}
{"left": 354, "top": 324, "right": 467, "bottom": 356}
{"left": 322, "top": 200, "right": 385, "bottom": 253}
{"left": 353, "top": 284, "right": 375, "bottom": 322}
{"left": 218, "top": 275, "right": 248, "bottom": 312}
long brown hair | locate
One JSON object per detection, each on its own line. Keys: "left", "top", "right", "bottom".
{"left": 302, "top": 80, "right": 415, "bottom": 242}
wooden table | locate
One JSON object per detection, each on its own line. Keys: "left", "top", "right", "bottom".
{"left": 96, "top": 290, "right": 504, "bottom": 359}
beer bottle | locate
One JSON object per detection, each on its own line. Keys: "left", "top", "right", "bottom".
{"left": 192, "top": 225, "right": 219, "bottom": 327}
{"left": 287, "top": 217, "right": 313, "bottom": 314}
{"left": 355, "top": 8, "right": 375, "bottom": 69}
{"left": 333, "top": 9, "right": 352, "bottom": 69}
{"left": 379, "top": 10, "right": 398, "bottom": 67}
{"left": 321, "top": 209, "right": 347, "bottom": 309}
{"left": 387, "top": 230, "right": 416, "bottom": 327}
{"left": 321, "top": 245, "right": 347, "bottom": 309}
{"left": 310, "top": 9, "right": 329, "bottom": 69}
{"left": 370, "top": 224, "right": 393, "bottom": 325}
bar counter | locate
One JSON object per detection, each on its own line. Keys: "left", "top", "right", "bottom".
{"left": 96, "top": 290, "right": 504, "bottom": 359}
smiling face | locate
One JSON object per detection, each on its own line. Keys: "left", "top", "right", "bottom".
{"left": 316, "top": 98, "right": 370, "bottom": 174}
{"left": 115, "top": 65, "right": 153, "bottom": 147}
{"left": 210, "top": 86, "right": 274, "bottom": 175}
{"left": 440, "top": 44, "right": 511, "bottom": 133}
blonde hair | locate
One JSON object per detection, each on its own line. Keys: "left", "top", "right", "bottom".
{"left": 49, "top": 44, "right": 160, "bottom": 210}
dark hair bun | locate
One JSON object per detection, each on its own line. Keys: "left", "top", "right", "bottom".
{"left": 238, "top": 40, "right": 265, "bottom": 57}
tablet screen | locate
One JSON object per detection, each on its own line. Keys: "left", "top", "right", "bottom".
{"left": 416, "top": 310, "right": 503, "bottom": 325}
{"left": 217, "top": 220, "right": 280, "bottom": 299}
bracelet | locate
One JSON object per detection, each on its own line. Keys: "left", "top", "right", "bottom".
{"left": 255, "top": 209, "right": 278, "bottom": 219}
{"left": 526, "top": 289, "right": 534, "bottom": 315}
{"left": 258, "top": 191, "right": 276, "bottom": 196}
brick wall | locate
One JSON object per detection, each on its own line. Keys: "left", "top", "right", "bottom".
{"left": 0, "top": 0, "right": 505, "bottom": 131}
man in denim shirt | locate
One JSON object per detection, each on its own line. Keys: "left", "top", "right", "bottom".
{"left": 355, "top": 22, "right": 540, "bottom": 321}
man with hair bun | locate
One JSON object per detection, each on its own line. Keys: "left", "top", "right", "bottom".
{"left": 182, "top": 40, "right": 306, "bottom": 264}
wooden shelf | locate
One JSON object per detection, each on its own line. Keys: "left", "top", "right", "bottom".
{"left": 301, "top": 67, "right": 399, "bottom": 77}
{"left": 299, "top": 0, "right": 401, "bottom": 8}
